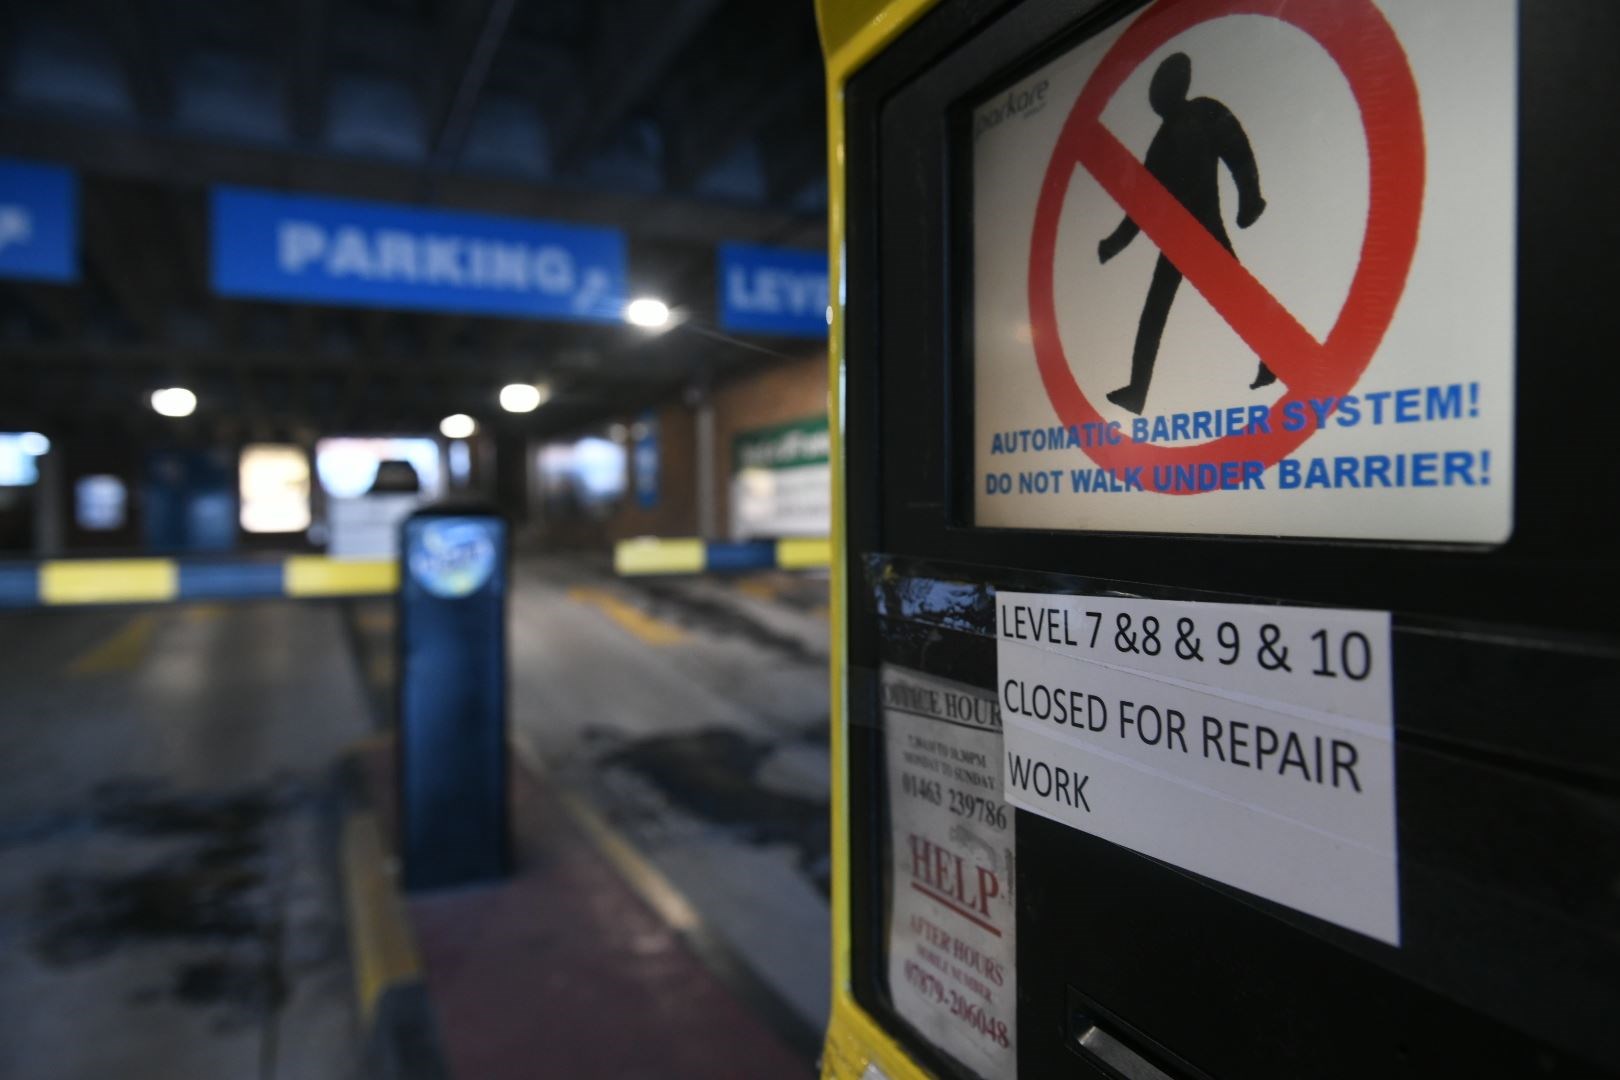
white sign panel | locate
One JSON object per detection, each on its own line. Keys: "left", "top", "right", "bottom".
{"left": 972, "top": 0, "right": 1515, "bottom": 541}
{"left": 995, "top": 591, "right": 1397, "bottom": 944}
{"left": 730, "top": 464, "right": 830, "bottom": 540}
{"left": 730, "top": 417, "right": 831, "bottom": 540}
{"left": 882, "top": 665, "right": 1017, "bottom": 1079}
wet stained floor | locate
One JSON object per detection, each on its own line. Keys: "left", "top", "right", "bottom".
{"left": 0, "top": 557, "right": 831, "bottom": 1078}
{"left": 0, "top": 603, "right": 366, "bottom": 1080}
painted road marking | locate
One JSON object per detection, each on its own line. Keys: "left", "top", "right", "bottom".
{"left": 735, "top": 577, "right": 785, "bottom": 603}
{"left": 66, "top": 613, "right": 159, "bottom": 675}
{"left": 566, "top": 586, "right": 686, "bottom": 647}
{"left": 182, "top": 603, "right": 226, "bottom": 623}
{"left": 340, "top": 808, "right": 422, "bottom": 1024}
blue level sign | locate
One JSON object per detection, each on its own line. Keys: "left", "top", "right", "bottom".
{"left": 210, "top": 186, "right": 628, "bottom": 323}
{"left": 0, "top": 159, "right": 76, "bottom": 283}
{"left": 718, "top": 243, "right": 828, "bottom": 338}
{"left": 633, "top": 411, "right": 659, "bottom": 510}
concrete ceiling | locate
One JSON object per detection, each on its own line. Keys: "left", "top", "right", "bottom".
{"left": 0, "top": 0, "right": 828, "bottom": 444}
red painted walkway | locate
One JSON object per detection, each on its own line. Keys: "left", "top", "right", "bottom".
{"left": 361, "top": 747, "right": 812, "bottom": 1079}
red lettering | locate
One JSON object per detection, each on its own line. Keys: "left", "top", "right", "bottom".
{"left": 974, "top": 866, "right": 1000, "bottom": 916}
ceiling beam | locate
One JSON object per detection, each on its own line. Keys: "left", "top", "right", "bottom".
{"left": 9, "top": 284, "right": 81, "bottom": 341}
{"left": 286, "top": 0, "right": 328, "bottom": 144}
{"left": 428, "top": 0, "right": 517, "bottom": 175}
{"left": 95, "top": 0, "right": 172, "bottom": 122}
{"left": 758, "top": 95, "right": 828, "bottom": 206}
{"left": 165, "top": 186, "right": 209, "bottom": 307}
{"left": 667, "top": 67, "right": 821, "bottom": 195}
{"left": 81, "top": 189, "right": 167, "bottom": 342}
{"left": 0, "top": 113, "right": 824, "bottom": 248}
{"left": 551, "top": 0, "right": 726, "bottom": 175}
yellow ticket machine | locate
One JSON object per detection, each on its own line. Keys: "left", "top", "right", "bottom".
{"left": 817, "top": 1, "right": 1619, "bottom": 1077}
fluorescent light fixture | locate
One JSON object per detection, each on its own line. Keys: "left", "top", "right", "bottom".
{"left": 19, "top": 432, "right": 49, "bottom": 456}
{"left": 624, "top": 297, "right": 671, "bottom": 329}
{"left": 439, "top": 413, "right": 477, "bottom": 439}
{"left": 151, "top": 387, "right": 197, "bottom": 418}
{"left": 239, "top": 444, "right": 312, "bottom": 533}
{"left": 500, "top": 383, "right": 548, "bottom": 413}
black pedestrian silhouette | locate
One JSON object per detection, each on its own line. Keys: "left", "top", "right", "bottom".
{"left": 1098, "top": 52, "right": 1273, "bottom": 416}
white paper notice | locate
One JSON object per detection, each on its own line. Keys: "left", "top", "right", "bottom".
{"left": 882, "top": 665, "right": 1017, "bottom": 1079}
{"left": 996, "top": 591, "right": 1397, "bottom": 944}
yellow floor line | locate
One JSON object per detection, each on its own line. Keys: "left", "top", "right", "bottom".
{"left": 513, "top": 741, "right": 699, "bottom": 934}
{"left": 66, "top": 613, "right": 159, "bottom": 675}
{"left": 734, "top": 577, "right": 782, "bottom": 602}
{"left": 340, "top": 809, "right": 421, "bottom": 1024}
{"left": 566, "top": 586, "right": 686, "bottom": 646}
{"left": 352, "top": 605, "right": 395, "bottom": 633}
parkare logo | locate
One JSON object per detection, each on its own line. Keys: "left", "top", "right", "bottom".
{"left": 973, "top": 79, "right": 1049, "bottom": 139}
{"left": 278, "top": 220, "right": 586, "bottom": 299}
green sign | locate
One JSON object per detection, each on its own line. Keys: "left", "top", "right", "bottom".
{"left": 733, "top": 416, "right": 830, "bottom": 471}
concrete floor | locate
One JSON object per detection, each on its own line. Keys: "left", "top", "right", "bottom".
{"left": 0, "top": 602, "right": 369, "bottom": 1080}
{"left": 510, "top": 558, "right": 833, "bottom": 1034}
{"left": 0, "top": 557, "right": 832, "bottom": 1078}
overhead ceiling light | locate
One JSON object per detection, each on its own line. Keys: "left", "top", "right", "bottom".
{"left": 499, "top": 383, "right": 548, "bottom": 413}
{"left": 150, "top": 387, "right": 197, "bottom": 418}
{"left": 439, "top": 413, "right": 477, "bottom": 439}
{"left": 624, "top": 297, "right": 671, "bottom": 329}
{"left": 18, "top": 432, "right": 50, "bottom": 456}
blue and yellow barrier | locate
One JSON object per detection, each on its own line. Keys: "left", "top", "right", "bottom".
{"left": 0, "top": 556, "right": 398, "bottom": 608}
{"left": 612, "top": 536, "right": 830, "bottom": 576}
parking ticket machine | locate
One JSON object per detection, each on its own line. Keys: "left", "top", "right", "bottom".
{"left": 816, "top": 1, "right": 1619, "bottom": 1077}
{"left": 398, "top": 506, "right": 509, "bottom": 890}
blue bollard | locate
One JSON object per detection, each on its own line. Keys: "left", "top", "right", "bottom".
{"left": 397, "top": 506, "right": 509, "bottom": 890}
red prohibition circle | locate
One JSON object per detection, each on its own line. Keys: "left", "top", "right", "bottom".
{"left": 1026, "top": 0, "right": 1425, "bottom": 492}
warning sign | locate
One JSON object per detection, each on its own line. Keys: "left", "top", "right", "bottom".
{"left": 882, "top": 665, "right": 1016, "bottom": 1079}
{"left": 995, "top": 591, "right": 1397, "bottom": 943}
{"left": 972, "top": 0, "right": 1515, "bottom": 541}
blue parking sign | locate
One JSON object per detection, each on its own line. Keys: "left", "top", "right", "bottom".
{"left": 211, "top": 186, "right": 628, "bottom": 323}
{"left": 0, "top": 159, "right": 76, "bottom": 283}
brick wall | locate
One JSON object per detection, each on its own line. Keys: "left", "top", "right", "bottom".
{"left": 711, "top": 352, "right": 828, "bottom": 538}
{"left": 599, "top": 350, "right": 828, "bottom": 541}
{"left": 604, "top": 401, "right": 699, "bottom": 541}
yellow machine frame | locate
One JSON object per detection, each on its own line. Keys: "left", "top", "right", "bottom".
{"left": 816, "top": 1, "right": 942, "bottom": 1076}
